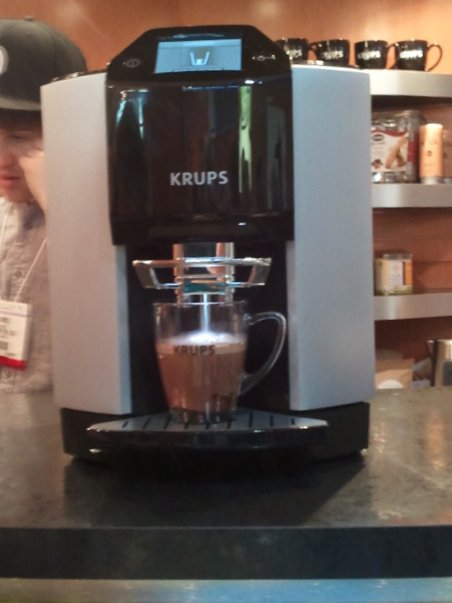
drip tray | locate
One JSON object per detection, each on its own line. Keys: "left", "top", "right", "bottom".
{"left": 87, "top": 408, "right": 328, "bottom": 452}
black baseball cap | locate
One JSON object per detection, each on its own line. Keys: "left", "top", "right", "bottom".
{"left": 0, "top": 18, "right": 87, "bottom": 111}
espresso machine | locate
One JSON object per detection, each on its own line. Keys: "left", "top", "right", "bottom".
{"left": 42, "top": 25, "right": 375, "bottom": 461}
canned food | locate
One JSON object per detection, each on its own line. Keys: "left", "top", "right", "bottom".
{"left": 375, "top": 253, "right": 413, "bottom": 295}
{"left": 371, "top": 110, "right": 425, "bottom": 183}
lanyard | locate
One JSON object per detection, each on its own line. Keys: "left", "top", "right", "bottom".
{"left": 0, "top": 202, "right": 47, "bottom": 302}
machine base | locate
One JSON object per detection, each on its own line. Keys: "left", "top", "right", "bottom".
{"left": 87, "top": 408, "right": 327, "bottom": 452}
{"left": 298, "top": 402, "right": 370, "bottom": 460}
{"left": 60, "top": 401, "right": 369, "bottom": 464}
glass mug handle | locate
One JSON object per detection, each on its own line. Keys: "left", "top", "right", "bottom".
{"left": 241, "top": 311, "right": 287, "bottom": 395}
{"left": 427, "top": 43, "right": 443, "bottom": 71}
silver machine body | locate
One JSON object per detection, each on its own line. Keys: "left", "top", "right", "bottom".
{"left": 42, "top": 33, "right": 375, "bottom": 459}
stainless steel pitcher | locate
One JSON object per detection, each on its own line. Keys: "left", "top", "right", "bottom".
{"left": 426, "top": 339, "right": 452, "bottom": 386}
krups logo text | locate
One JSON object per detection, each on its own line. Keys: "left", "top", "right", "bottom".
{"left": 400, "top": 49, "right": 423, "bottom": 60}
{"left": 174, "top": 345, "right": 215, "bottom": 356}
{"left": 170, "top": 171, "right": 229, "bottom": 186}
{"left": 323, "top": 49, "right": 344, "bottom": 60}
{"left": 358, "top": 50, "right": 382, "bottom": 60}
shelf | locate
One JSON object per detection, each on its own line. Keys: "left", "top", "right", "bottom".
{"left": 371, "top": 71, "right": 452, "bottom": 325}
{"left": 374, "top": 291, "right": 452, "bottom": 321}
{"left": 372, "top": 183, "right": 452, "bottom": 208}
{"left": 369, "top": 70, "right": 452, "bottom": 107}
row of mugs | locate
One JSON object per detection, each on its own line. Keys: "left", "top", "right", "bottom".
{"left": 275, "top": 38, "right": 443, "bottom": 71}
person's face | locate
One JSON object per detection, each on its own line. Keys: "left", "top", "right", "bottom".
{"left": 0, "top": 126, "right": 42, "bottom": 204}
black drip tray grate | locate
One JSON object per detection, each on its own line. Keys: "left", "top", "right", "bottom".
{"left": 87, "top": 408, "right": 328, "bottom": 451}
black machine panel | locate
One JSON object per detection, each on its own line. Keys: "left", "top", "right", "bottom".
{"left": 106, "top": 25, "right": 293, "bottom": 244}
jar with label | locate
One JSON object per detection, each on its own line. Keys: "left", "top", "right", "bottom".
{"left": 374, "top": 253, "right": 413, "bottom": 295}
{"left": 419, "top": 123, "right": 444, "bottom": 184}
{"left": 371, "top": 110, "right": 425, "bottom": 183}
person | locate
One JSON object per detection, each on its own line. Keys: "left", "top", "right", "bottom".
{"left": 0, "top": 18, "right": 86, "bottom": 392}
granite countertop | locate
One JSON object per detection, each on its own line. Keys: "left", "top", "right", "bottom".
{"left": 1, "top": 388, "right": 452, "bottom": 580}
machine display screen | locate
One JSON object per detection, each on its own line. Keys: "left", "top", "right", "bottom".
{"left": 155, "top": 38, "right": 242, "bottom": 73}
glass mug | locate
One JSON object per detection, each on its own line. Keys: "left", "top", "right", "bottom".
{"left": 153, "top": 301, "right": 287, "bottom": 424}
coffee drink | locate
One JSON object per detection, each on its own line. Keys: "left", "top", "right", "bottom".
{"left": 156, "top": 331, "right": 246, "bottom": 423}
{"left": 153, "top": 300, "right": 286, "bottom": 424}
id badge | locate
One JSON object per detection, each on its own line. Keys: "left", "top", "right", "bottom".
{"left": 0, "top": 300, "right": 32, "bottom": 370}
